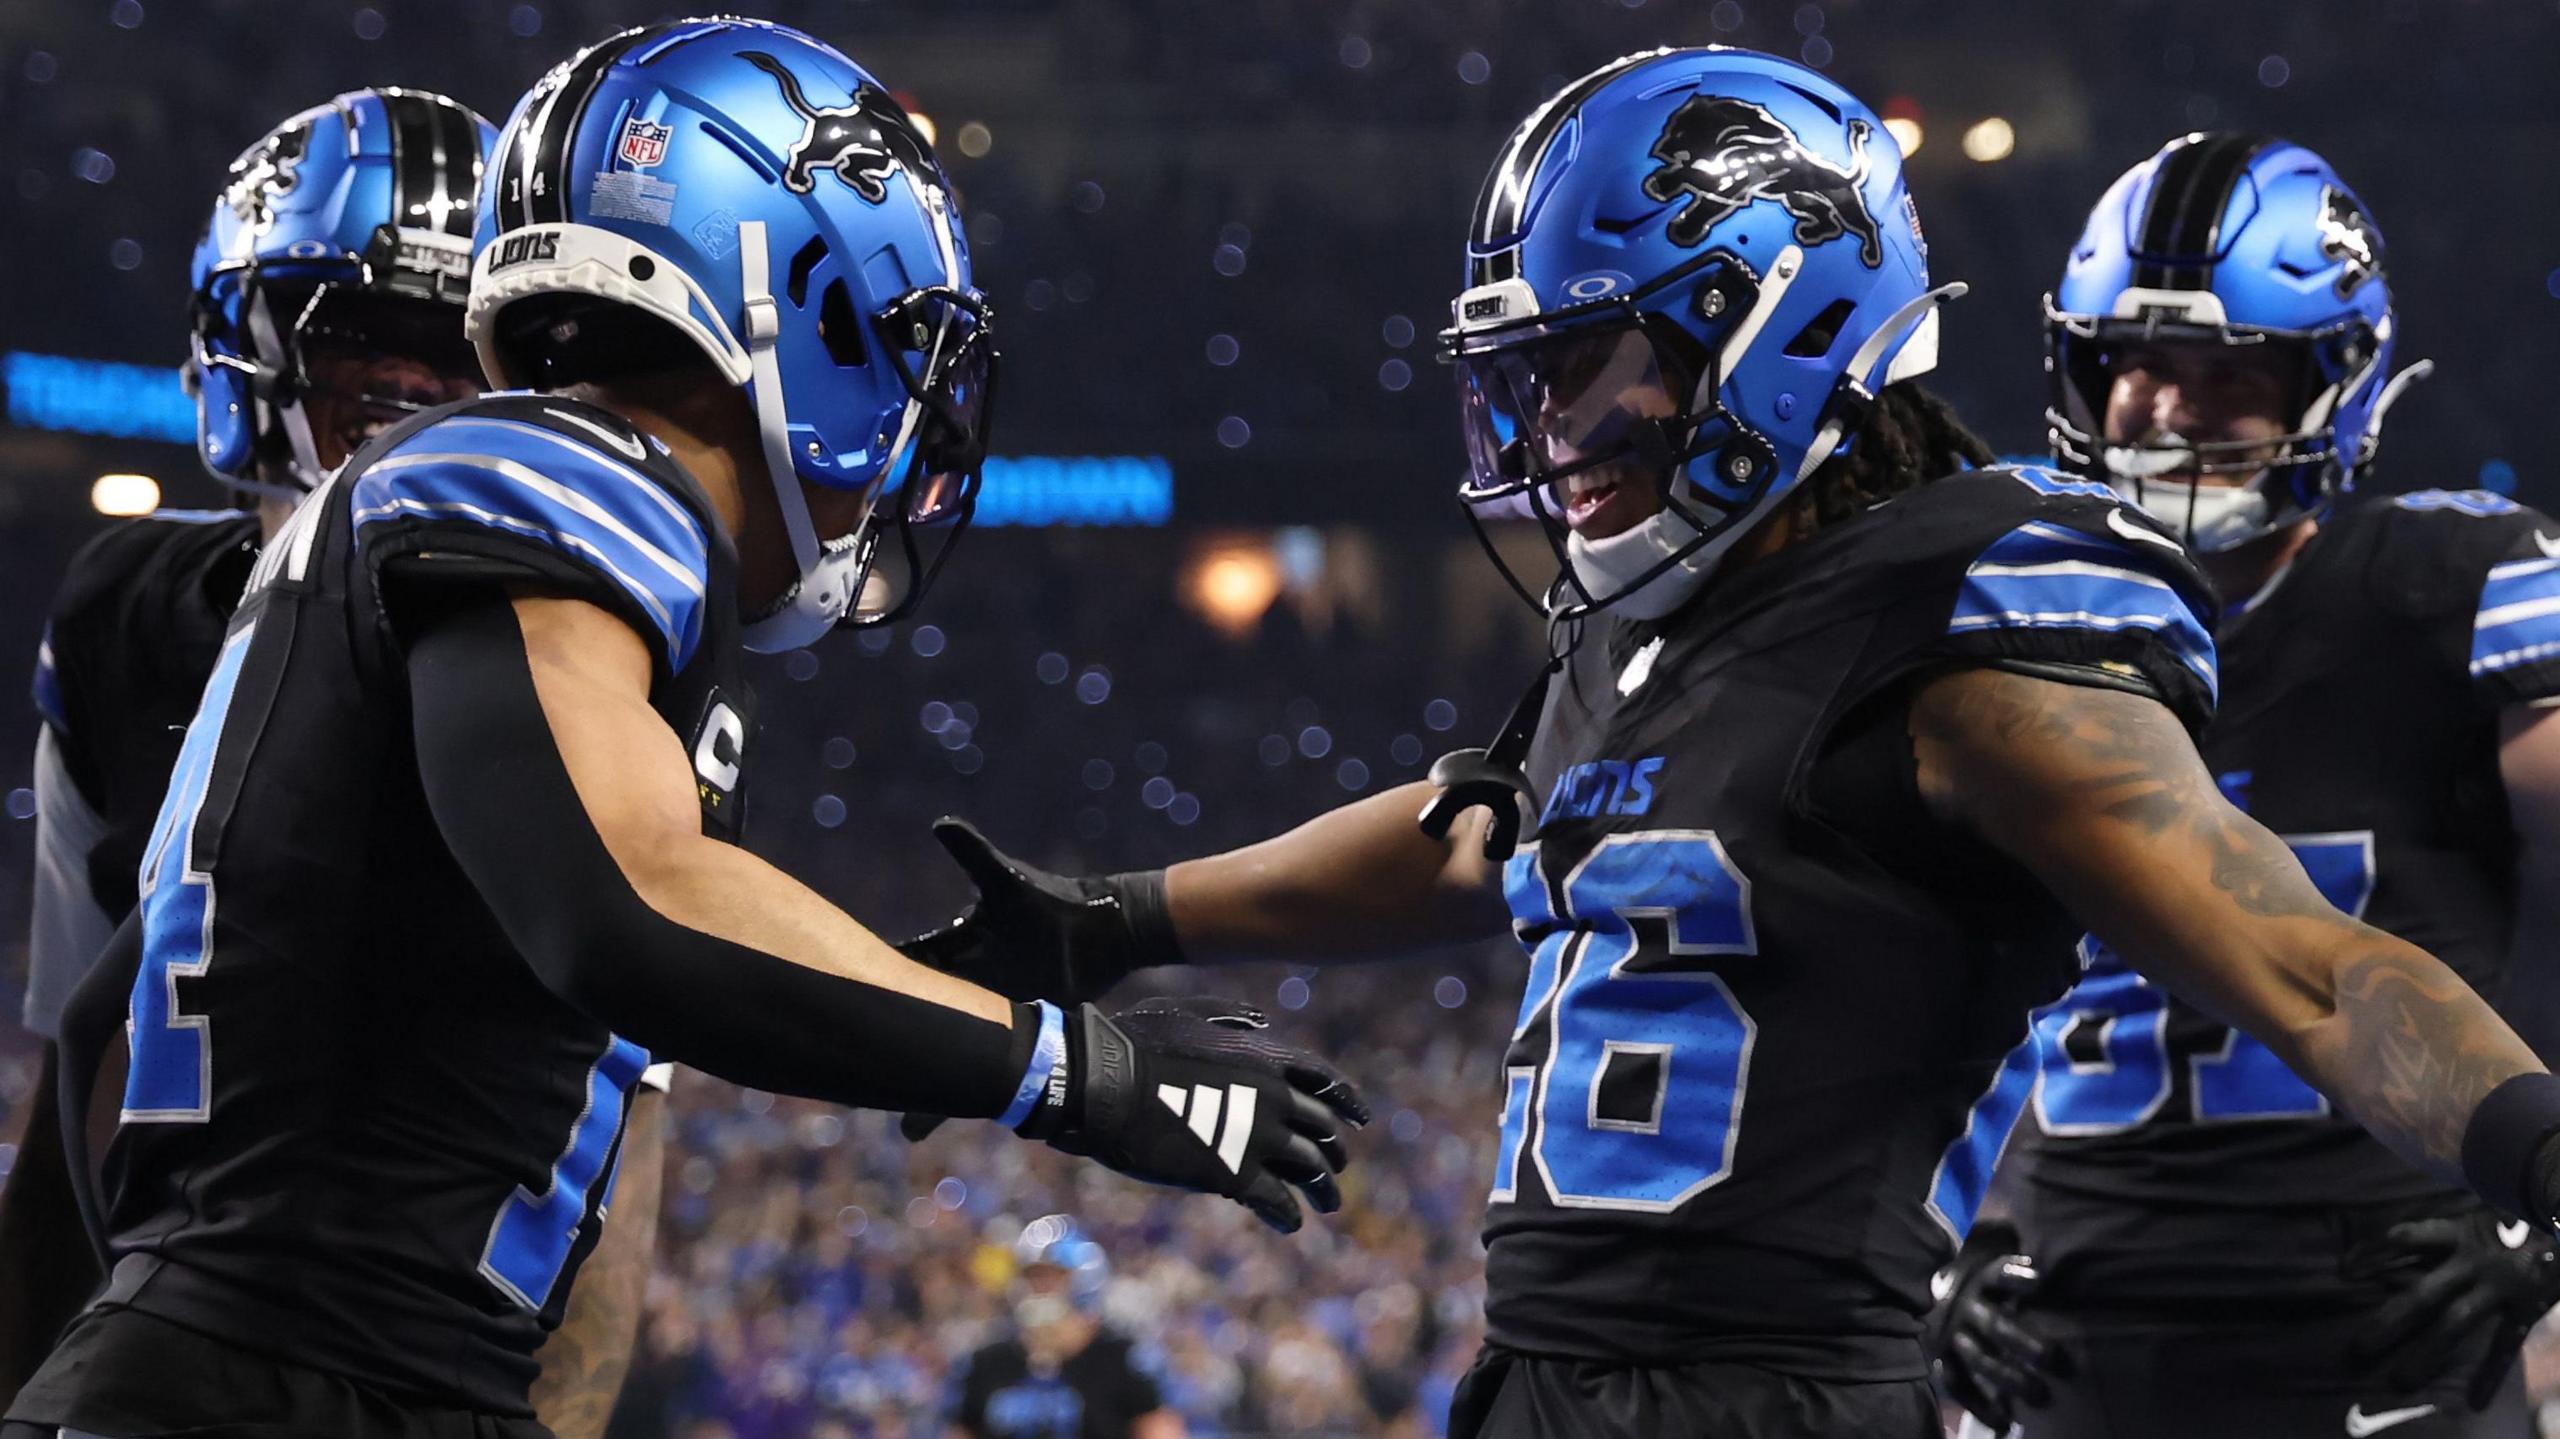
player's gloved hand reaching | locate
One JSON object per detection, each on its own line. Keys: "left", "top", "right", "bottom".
{"left": 1921, "top": 1220, "right": 2068, "bottom": 1430}
{"left": 902, "top": 818, "right": 1181, "bottom": 1006}
{"left": 2348, "top": 1208, "right": 2560, "bottom": 1409}
{"left": 969, "top": 994, "right": 1367, "bottom": 1234}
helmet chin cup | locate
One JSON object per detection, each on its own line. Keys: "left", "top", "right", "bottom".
{"left": 2108, "top": 462, "right": 2283, "bottom": 555}
{"left": 741, "top": 537, "right": 868, "bottom": 653}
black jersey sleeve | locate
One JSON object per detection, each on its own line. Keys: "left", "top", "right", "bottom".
{"left": 30, "top": 512, "right": 259, "bottom": 813}
{"left": 348, "top": 399, "right": 715, "bottom": 675}
{"left": 1918, "top": 468, "right": 2219, "bottom": 735}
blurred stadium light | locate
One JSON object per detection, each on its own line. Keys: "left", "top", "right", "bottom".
{"left": 5, "top": 350, "right": 1172, "bottom": 526}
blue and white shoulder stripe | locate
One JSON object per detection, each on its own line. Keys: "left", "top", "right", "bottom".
{"left": 1946, "top": 517, "right": 2218, "bottom": 701}
{"left": 2472, "top": 555, "right": 2560, "bottom": 680}
{"left": 352, "top": 412, "right": 711, "bottom": 670}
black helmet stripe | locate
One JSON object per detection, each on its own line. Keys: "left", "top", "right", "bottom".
{"left": 384, "top": 91, "right": 437, "bottom": 235}
{"left": 498, "top": 26, "right": 650, "bottom": 229}
{"left": 431, "top": 93, "right": 483, "bottom": 237}
{"left": 2130, "top": 131, "right": 2269, "bottom": 291}
{"left": 1469, "top": 49, "right": 1668, "bottom": 285}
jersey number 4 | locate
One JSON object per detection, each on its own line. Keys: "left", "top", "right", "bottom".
{"left": 1492, "top": 831, "right": 1757, "bottom": 1213}
{"left": 126, "top": 627, "right": 259, "bottom": 1121}
{"left": 2032, "top": 831, "right": 2374, "bottom": 1133}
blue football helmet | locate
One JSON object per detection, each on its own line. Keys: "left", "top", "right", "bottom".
{"left": 2046, "top": 133, "right": 2429, "bottom": 553}
{"left": 187, "top": 89, "right": 498, "bottom": 497}
{"left": 1012, "top": 1213, "right": 1108, "bottom": 1315}
{"left": 1443, "top": 47, "right": 1956, "bottom": 620}
{"left": 466, "top": 18, "right": 995, "bottom": 650}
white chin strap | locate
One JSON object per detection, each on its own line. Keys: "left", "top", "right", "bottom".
{"left": 736, "top": 219, "right": 867, "bottom": 654}
{"left": 242, "top": 291, "right": 328, "bottom": 497}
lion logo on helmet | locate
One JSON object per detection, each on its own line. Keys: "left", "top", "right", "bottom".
{"left": 2316, "top": 185, "right": 2383, "bottom": 298}
{"left": 742, "top": 50, "right": 936, "bottom": 204}
{"left": 223, "top": 122, "right": 310, "bottom": 235}
{"left": 1641, "top": 96, "right": 1882, "bottom": 267}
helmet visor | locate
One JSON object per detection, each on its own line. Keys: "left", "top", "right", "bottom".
{"left": 1454, "top": 321, "right": 1687, "bottom": 503}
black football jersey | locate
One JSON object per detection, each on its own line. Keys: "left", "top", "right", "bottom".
{"left": 25, "top": 510, "right": 261, "bottom": 1034}
{"left": 82, "top": 395, "right": 751, "bottom": 1415}
{"left": 2012, "top": 488, "right": 2560, "bottom": 1308}
{"left": 1480, "top": 467, "right": 2217, "bottom": 1379}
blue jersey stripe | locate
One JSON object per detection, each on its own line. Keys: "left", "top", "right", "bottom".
{"left": 2473, "top": 556, "right": 2560, "bottom": 677}
{"left": 352, "top": 439, "right": 709, "bottom": 670}
{"left": 1948, "top": 521, "right": 2218, "bottom": 699}
{"left": 1924, "top": 1003, "right": 2059, "bottom": 1242}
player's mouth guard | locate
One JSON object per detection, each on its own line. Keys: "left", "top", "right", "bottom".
{"left": 467, "top": 220, "right": 917, "bottom": 653}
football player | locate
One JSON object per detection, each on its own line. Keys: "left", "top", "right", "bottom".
{"left": 2, "top": 21, "right": 1360, "bottom": 1439}
{"left": 0, "top": 89, "right": 691, "bottom": 1429}
{"left": 900, "top": 51, "right": 2560, "bottom": 1439}
{"left": 948, "top": 1216, "right": 1185, "bottom": 1439}
{"left": 1926, "top": 135, "right": 2560, "bottom": 1437}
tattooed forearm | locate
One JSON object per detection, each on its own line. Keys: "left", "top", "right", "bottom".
{"left": 2316, "top": 938, "right": 2539, "bottom": 1172}
{"left": 1912, "top": 664, "right": 2547, "bottom": 1183}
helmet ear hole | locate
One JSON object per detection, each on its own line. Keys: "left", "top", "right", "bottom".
{"left": 786, "top": 236, "right": 828, "bottom": 308}
{"left": 1782, "top": 298, "right": 1857, "bottom": 358}
{"left": 816, "top": 280, "right": 869, "bottom": 368}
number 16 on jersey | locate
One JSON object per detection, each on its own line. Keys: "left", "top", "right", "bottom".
{"left": 1493, "top": 831, "right": 1759, "bottom": 1213}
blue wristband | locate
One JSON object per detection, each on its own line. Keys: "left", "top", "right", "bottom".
{"left": 999, "top": 1001, "right": 1067, "bottom": 1131}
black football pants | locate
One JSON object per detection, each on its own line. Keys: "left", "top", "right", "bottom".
{"left": 1447, "top": 1342, "right": 1941, "bottom": 1439}
{"left": 1973, "top": 1307, "right": 2532, "bottom": 1439}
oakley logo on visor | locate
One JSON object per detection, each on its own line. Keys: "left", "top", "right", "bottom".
{"left": 1641, "top": 97, "right": 1882, "bottom": 266}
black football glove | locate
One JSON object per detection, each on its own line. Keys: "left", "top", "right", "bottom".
{"left": 1921, "top": 1221, "right": 2068, "bottom": 1430}
{"left": 2349, "top": 1208, "right": 2560, "bottom": 1409}
{"left": 1006, "top": 994, "right": 1366, "bottom": 1234}
{"left": 903, "top": 818, "right": 1182, "bottom": 1006}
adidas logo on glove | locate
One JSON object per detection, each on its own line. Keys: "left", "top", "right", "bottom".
{"left": 1157, "top": 1081, "right": 1257, "bottom": 1173}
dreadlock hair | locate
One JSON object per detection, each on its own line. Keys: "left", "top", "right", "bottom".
{"left": 1799, "top": 381, "right": 1997, "bottom": 527}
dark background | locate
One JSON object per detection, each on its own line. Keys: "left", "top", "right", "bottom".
{"left": 4, "top": 0, "right": 2556, "bottom": 530}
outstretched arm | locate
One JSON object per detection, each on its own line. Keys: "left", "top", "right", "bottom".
{"left": 407, "top": 590, "right": 1033, "bottom": 1118}
{"left": 1910, "top": 666, "right": 2542, "bottom": 1182}
{"left": 408, "top": 590, "right": 1360, "bottom": 1231}
{"left": 903, "top": 786, "right": 1512, "bottom": 1008}
{"left": 1165, "top": 784, "right": 1513, "bottom": 962}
